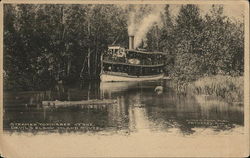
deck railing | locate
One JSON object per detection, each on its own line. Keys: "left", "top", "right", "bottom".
{"left": 103, "top": 56, "right": 164, "bottom": 66}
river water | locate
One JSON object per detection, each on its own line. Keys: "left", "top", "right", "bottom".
{"left": 3, "top": 80, "right": 244, "bottom": 136}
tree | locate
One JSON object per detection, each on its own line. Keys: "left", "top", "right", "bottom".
{"left": 158, "top": 4, "right": 176, "bottom": 75}
{"left": 172, "top": 4, "right": 205, "bottom": 81}
{"left": 202, "top": 5, "right": 244, "bottom": 75}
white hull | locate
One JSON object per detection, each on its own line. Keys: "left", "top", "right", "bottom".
{"left": 100, "top": 73, "right": 164, "bottom": 82}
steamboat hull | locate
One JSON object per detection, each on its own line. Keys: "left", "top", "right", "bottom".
{"left": 100, "top": 73, "right": 164, "bottom": 82}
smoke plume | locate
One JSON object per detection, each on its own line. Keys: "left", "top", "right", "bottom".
{"left": 128, "top": 5, "right": 164, "bottom": 48}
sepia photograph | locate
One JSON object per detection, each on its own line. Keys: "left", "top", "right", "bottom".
{"left": 0, "top": 0, "right": 249, "bottom": 157}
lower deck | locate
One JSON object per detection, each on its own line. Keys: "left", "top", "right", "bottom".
{"left": 100, "top": 71, "right": 164, "bottom": 82}
{"left": 102, "top": 62, "right": 164, "bottom": 77}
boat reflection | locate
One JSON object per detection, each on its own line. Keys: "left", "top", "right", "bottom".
{"left": 3, "top": 80, "right": 244, "bottom": 135}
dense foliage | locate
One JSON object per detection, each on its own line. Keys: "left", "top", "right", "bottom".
{"left": 155, "top": 5, "right": 244, "bottom": 82}
{"left": 4, "top": 4, "right": 129, "bottom": 90}
{"left": 4, "top": 4, "right": 244, "bottom": 90}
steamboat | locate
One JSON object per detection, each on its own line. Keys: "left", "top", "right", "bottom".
{"left": 100, "top": 36, "right": 166, "bottom": 82}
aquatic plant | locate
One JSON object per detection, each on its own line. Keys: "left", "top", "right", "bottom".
{"left": 190, "top": 75, "right": 243, "bottom": 103}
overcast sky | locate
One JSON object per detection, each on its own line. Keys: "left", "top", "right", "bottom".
{"left": 118, "top": 3, "right": 245, "bottom": 22}
{"left": 169, "top": 4, "right": 245, "bottom": 21}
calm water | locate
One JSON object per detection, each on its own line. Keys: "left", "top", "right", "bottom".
{"left": 3, "top": 80, "right": 244, "bottom": 135}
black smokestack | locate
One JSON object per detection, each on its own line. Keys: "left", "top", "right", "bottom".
{"left": 129, "top": 36, "right": 134, "bottom": 49}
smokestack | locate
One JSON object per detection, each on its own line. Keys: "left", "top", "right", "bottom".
{"left": 129, "top": 36, "right": 134, "bottom": 49}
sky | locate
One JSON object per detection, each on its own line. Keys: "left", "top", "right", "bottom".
{"left": 118, "top": 3, "right": 245, "bottom": 22}
{"left": 169, "top": 4, "right": 245, "bottom": 21}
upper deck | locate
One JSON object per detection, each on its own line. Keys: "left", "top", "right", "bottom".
{"left": 103, "top": 46, "right": 166, "bottom": 67}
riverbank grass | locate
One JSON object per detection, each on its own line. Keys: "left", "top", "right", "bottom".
{"left": 190, "top": 75, "right": 243, "bottom": 103}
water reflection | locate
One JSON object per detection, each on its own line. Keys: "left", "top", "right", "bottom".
{"left": 3, "top": 80, "right": 244, "bottom": 135}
